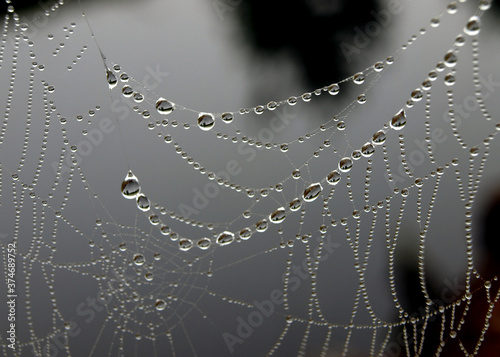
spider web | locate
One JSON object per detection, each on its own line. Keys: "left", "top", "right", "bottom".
{"left": 1, "top": 0, "right": 500, "bottom": 356}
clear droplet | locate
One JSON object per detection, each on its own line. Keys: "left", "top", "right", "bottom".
{"left": 136, "top": 194, "right": 150, "bottom": 211}
{"left": 464, "top": 16, "right": 481, "bottom": 36}
{"left": 149, "top": 214, "right": 160, "bottom": 225}
{"left": 256, "top": 220, "right": 268, "bottom": 232}
{"left": 133, "top": 254, "right": 145, "bottom": 266}
{"left": 287, "top": 96, "right": 297, "bottom": 105}
{"left": 270, "top": 208, "right": 286, "bottom": 224}
{"left": 239, "top": 228, "right": 252, "bottom": 240}
{"left": 411, "top": 89, "right": 423, "bottom": 102}
{"left": 446, "top": 2, "right": 458, "bottom": 14}
{"left": 357, "top": 94, "right": 366, "bottom": 104}
{"left": 160, "top": 225, "right": 171, "bottom": 235}
{"left": 179, "top": 239, "right": 193, "bottom": 251}
{"left": 121, "top": 171, "right": 140, "bottom": 199}
{"left": 155, "top": 299, "right": 167, "bottom": 311}
{"left": 156, "top": 98, "right": 174, "bottom": 115}
{"left": 455, "top": 35, "right": 465, "bottom": 47}
{"left": 133, "top": 92, "right": 144, "bottom": 103}
{"left": 353, "top": 72, "right": 365, "bottom": 84}
{"left": 361, "top": 142, "right": 375, "bottom": 157}
{"left": 338, "top": 158, "right": 353, "bottom": 172}
{"left": 352, "top": 150, "right": 362, "bottom": 160}
{"left": 479, "top": 0, "right": 491, "bottom": 10}
{"left": 289, "top": 198, "right": 302, "bottom": 211}
{"left": 267, "top": 101, "right": 277, "bottom": 110}
{"left": 106, "top": 69, "right": 117, "bottom": 89}
{"left": 221, "top": 112, "right": 233, "bottom": 123}
{"left": 122, "top": 86, "right": 133, "bottom": 97}
{"left": 444, "top": 51, "right": 457, "bottom": 67}
{"left": 373, "top": 61, "right": 384, "bottom": 72}
{"left": 280, "top": 144, "right": 289, "bottom": 152}
{"left": 217, "top": 231, "right": 234, "bottom": 246}
{"left": 430, "top": 17, "right": 440, "bottom": 28}
{"left": 303, "top": 183, "right": 322, "bottom": 202}
{"left": 292, "top": 170, "right": 301, "bottom": 179}
{"left": 328, "top": 84, "right": 340, "bottom": 95}
{"left": 197, "top": 238, "right": 211, "bottom": 250}
{"left": 391, "top": 109, "right": 407, "bottom": 130}
{"left": 198, "top": 113, "right": 215, "bottom": 131}
{"left": 327, "top": 170, "right": 341, "bottom": 185}
{"left": 372, "top": 130, "right": 386, "bottom": 145}
{"left": 444, "top": 74, "right": 456, "bottom": 86}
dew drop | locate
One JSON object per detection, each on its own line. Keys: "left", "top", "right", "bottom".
{"left": 136, "top": 194, "right": 150, "bottom": 211}
{"left": 160, "top": 225, "right": 171, "bottom": 235}
{"left": 133, "top": 92, "right": 144, "bottom": 103}
{"left": 133, "top": 254, "right": 145, "bottom": 266}
{"left": 464, "top": 16, "right": 481, "bottom": 36}
{"left": 267, "top": 101, "right": 277, "bottom": 110}
{"left": 444, "top": 51, "right": 457, "bottom": 67}
{"left": 197, "top": 238, "right": 211, "bottom": 250}
{"left": 287, "top": 96, "right": 297, "bottom": 105}
{"left": 121, "top": 171, "right": 140, "bottom": 199}
{"left": 446, "top": 2, "right": 458, "bottom": 14}
{"left": 106, "top": 69, "right": 117, "bottom": 89}
{"left": 430, "top": 17, "right": 440, "bottom": 27}
{"left": 338, "top": 158, "right": 353, "bottom": 172}
{"left": 361, "top": 142, "right": 375, "bottom": 157}
{"left": 479, "top": 0, "right": 491, "bottom": 10}
{"left": 327, "top": 170, "right": 341, "bottom": 185}
{"left": 352, "top": 150, "right": 361, "bottom": 160}
{"left": 289, "top": 198, "right": 302, "bottom": 211}
{"left": 444, "top": 74, "right": 456, "bottom": 86}
{"left": 156, "top": 98, "right": 174, "bottom": 115}
{"left": 302, "top": 93, "right": 312, "bottom": 102}
{"left": 217, "top": 231, "right": 234, "bottom": 246}
{"left": 455, "top": 35, "right": 465, "bottom": 47}
{"left": 122, "top": 86, "right": 133, "bottom": 97}
{"left": 372, "top": 130, "right": 386, "bottom": 145}
{"left": 155, "top": 299, "right": 167, "bottom": 311}
{"left": 198, "top": 113, "right": 215, "bottom": 131}
{"left": 303, "top": 183, "right": 322, "bottom": 202}
{"left": 353, "top": 72, "right": 365, "bottom": 84}
{"left": 328, "top": 84, "right": 340, "bottom": 95}
{"left": 373, "top": 61, "right": 384, "bottom": 72}
{"left": 391, "top": 109, "right": 407, "bottom": 130}
{"left": 280, "top": 144, "right": 289, "bottom": 152}
{"left": 179, "top": 239, "right": 193, "bottom": 251}
{"left": 270, "top": 207, "right": 286, "bottom": 224}
{"left": 292, "top": 170, "right": 301, "bottom": 179}
{"left": 239, "top": 228, "right": 252, "bottom": 240}
{"left": 411, "top": 89, "right": 423, "bottom": 102}
{"left": 357, "top": 94, "right": 366, "bottom": 104}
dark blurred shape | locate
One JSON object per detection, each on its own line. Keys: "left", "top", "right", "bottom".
{"left": 233, "top": 0, "right": 379, "bottom": 88}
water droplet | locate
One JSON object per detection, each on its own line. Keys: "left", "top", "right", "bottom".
{"left": 133, "top": 254, "right": 145, "bottom": 266}
{"left": 302, "top": 93, "right": 312, "bottom": 102}
{"left": 256, "top": 220, "right": 268, "bottom": 232}
{"left": 415, "top": 178, "right": 424, "bottom": 187}
{"left": 287, "top": 96, "right": 297, "bottom": 106}
{"left": 280, "top": 144, "right": 289, "bottom": 152}
{"left": 455, "top": 35, "right": 465, "bottom": 47}
{"left": 106, "top": 69, "right": 117, "bottom": 89}
{"left": 217, "top": 231, "right": 234, "bottom": 246}
{"left": 328, "top": 84, "right": 340, "bottom": 95}
{"left": 20, "top": 23, "right": 28, "bottom": 31}
{"left": 303, "top": 183, "right": 322, "bottom": 202}
{"left": 197, "top": 113, "right": 215, "bottom": 131}
{"left": 444, "top": 74, "right": 456, "bottom": 86}
{"left": 401, "top": 188, "right": 409, "bottom": 197}
{"left": 136, "top": 194, "right": 150, "bottom": 211}
{"left": 372, "top": 130, "right": 386, "bottom": 145}
{"left": 121, "top": 171, "right": 140, "bottom": 199}
{"left": 411, "top": 89, "right": 423, "bottom": 102}
{"left": 155, "top": 299, "right": 167, "bottom": 311}
{"left": 239, "top": 228, "right": 252, "bottom": 240}
{"left": 337, "top": 121, "right": 346, "bottom": 130}
{"left": 470, "top": 147, "right": 479, "bottom": 156}
{"left": 156, "top": 98, "right": 174, "bottom": 115}
{"left": 430, "top": 17, "right": 440, "bottom": 27}
{"left": 179, "top": 239, "right": 193, "bottom": 251}
{"left": 446, "top": 2, "right": 458, "bottom": 14}
{"left": 450, "top": 331, "right": 457, "bottom": 339}
{"left": 357, "top": 94, "right": 366, "bottom": 104}
{"left": 149, "top": 214, "right": 160, "bottom": 225}
{"left": 289, "top": 198, "right": 302, "bottom": 211}
{"left": 254, "top": 105, "right": 265, "bottom": 114}
{"left": 160, "top": 225, "right": 171, "bottom": 235}
{"left": 373, "top": 61, "right": 384, "bottom": 72}
{"left": 479, "top": 0, "right": 491, "bottom": 11}
{"left": 338, "top": 158, "right": 353, "bottom": 172}
{"left": 327, "top": 170, "right": 341, "bottom": 185}
{"left": 197, "top": 238, "right": 211, "bottom": 250}
{"left": 133, "top": 92, "right": 144, "bottom": 103}
{"left": 361, "top": 142, "right": 375, "bottom": 157}
{"left": 270, "top": 208, "right": 286, "bottom": 224}
{"left": 122, "top": 86, "right": 133, "bottom": 97}
{"left": 353, "top": 72, "right": 365, "bottom": 84}
{"left": 267, "top": 101, "right": 277, "bottom": 110}
{"left": 444, "top": 51, "right": 457, "bottom": 67}
{"left": 391, "top": 109, "right": 407, "bottom": 130}
{"left": 352, "top": 150, "right": 361, "bottom": 160}
{"left": 292, "top": 170, "right": 301, "bottom": 179}
{"left": 464, "top": 16, "right": 481, "bottom": 36}
{"left": 145, "top": 272, "right": 153, "bottom": 281}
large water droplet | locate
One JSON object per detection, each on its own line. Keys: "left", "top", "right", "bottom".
{"left": 327, "top": 170, "right": 341, "bottom": 185}
{"left": 391, "top": 109, "right": 407, "bottom": 130}
{"left": 353, "top": 72, "right": 365, "bottom": 84}
{"left": 361, "top": 142, "right": 375, "bottom": 157}
{"left": 338, "top": 158, "right": 353, "bottom": 172}
{"left": 303, "top": 183, "right": 322, "bottom": 202}
{"left": 289, "top": 198, "right": 302, "bottom": 211}
{"left": 156, "top": 98, "right": 174, "bottom": 115}
{"left": 217, "top": 231, "right": 234, "bottom": 246}
{"left": 179, "top": 239, "right": 193, "bottom": 251}
{"left": 411, "top": 89, "right": 423, "bottom": 102}
{"left": 372, "top": 130, "right": 386, "bottom": 145}
{"left": 133, "top": 254, "right": 145, "bottom": 266}
{"left": 444, "top": 51, "right": 457, "bottom": 67}
{"left": 328, "top": 84, "right": 340, "bottom": 95}
{"left": 270, "top": 208, "right": 286, "bottom": 224}
{"left": 239, "top": 228, "right": 252, "bottom": 240}
{"left": 155, "top": 299, "right": 167, "bottom": 311}
{"left": 198, "top": 113, "right": 215, "bottom": 131}
{"left": 121, "top": 171, "right": 140, "bottom": 199}
{"left": 256, "top": 220, "right": 268, "bottom": 232}
{"left": 464, "top": 16, "right": 481, "bottom": 36}
{"left": 197, "top": 238, "right": 211, "bottom": 250}
{"left": 136, "top": 194, "right": 150, "bottom": 211}
{"left": 106, "top": 69, "right": 117, "bottom": 89}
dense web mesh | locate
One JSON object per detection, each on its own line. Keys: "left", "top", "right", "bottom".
{"left": 1, "top": 0, "right": 500, "bottom": 356}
